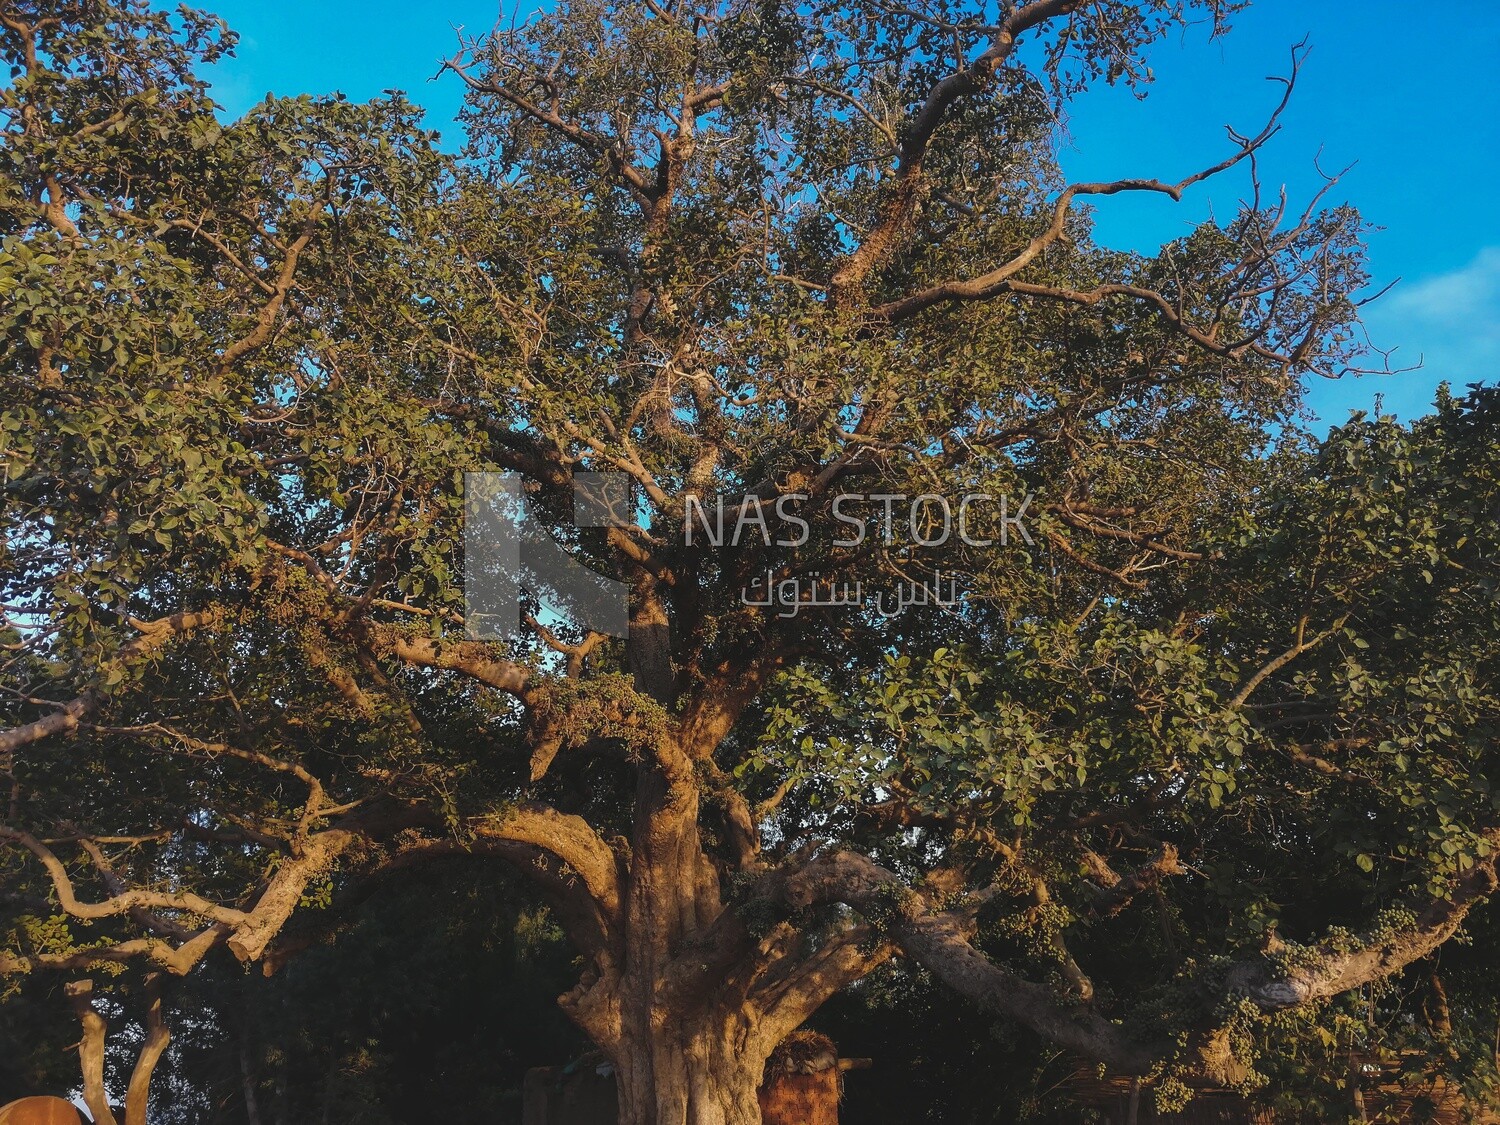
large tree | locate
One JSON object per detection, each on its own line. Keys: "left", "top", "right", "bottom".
{"left": 3, "top": 0, "right": 1498, "bottom": 1121}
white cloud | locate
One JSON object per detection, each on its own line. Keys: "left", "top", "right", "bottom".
{"left": 1309, "top": 247, "right": 1500, "bottom": 423}
{"left": 1384, "top": 246, "right": 1500, "bottom": 329}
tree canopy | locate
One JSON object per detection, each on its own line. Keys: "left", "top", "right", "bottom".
{"left": 2, "top": 0, "right": 1497, "bottom": 1121}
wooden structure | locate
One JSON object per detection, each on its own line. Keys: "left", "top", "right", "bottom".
{"left": 522, "top": 1032, "right": 867, "bottom": 1125}
{"left": 757, "top": 1031, "right": 844, "bottom": 1125}
{"left": 522, "top": 1059, "right": 618, "bottom": 1125}
{"left": 757, "top": 1069, "right": 840, "bottom": 1125}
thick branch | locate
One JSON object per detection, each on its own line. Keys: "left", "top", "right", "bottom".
{"left": 124, "top": 974, "right": 171, "bottom": 1125}
{"left": 66, "top": 979, "right": 120, "bottom": 1125}
{"left": 0, "top": 608, "right": 221, "bottom": 758}
{"left": 783, "top": 851, "right": 1156, "bottom": 1071}
{"left": 830, "top": 0, "right": 1082, "bottom": 303}
{"left": 1080, "top": 842, "right": 1187, "bottom": 918}
{"left": 356, "top": 621, "right": 534, "bottom": 697}
{"left": 0, "top": 827, "right": 251, "bottom": 927}
{"left": 1224, "top": 826, "right": 1500, "bottom": 1012}
{"left": 472, "top": 804, "right": 624, "bottom": 931}
{"left": 869, "top": 59, "right": 1297, "bottom": 326}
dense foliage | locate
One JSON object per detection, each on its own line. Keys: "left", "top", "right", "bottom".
{"left": 2, "top": 0, "right": 1497, "bottom": 1121}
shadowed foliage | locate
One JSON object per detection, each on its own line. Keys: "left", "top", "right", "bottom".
{"left": 2, "top": 0, "right": 1498, "bottom": 1121}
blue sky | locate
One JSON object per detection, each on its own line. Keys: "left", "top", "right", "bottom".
{"left": 202, "top": 0, "right": 1500, "bottom": 425}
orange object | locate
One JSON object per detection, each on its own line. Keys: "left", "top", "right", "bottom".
{"left": 0, "top": 1098, "right": 83, "bottom": 1125}
{"left": 757, "top": 1069, "right": 840, "bottom": 1125}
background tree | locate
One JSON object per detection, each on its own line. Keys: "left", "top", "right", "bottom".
{"left": 4, "top": 1, "right": 1497, "bottom": 1123}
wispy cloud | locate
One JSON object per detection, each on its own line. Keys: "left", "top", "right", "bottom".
{"left": 1310, "top": 247, "right": 1500, "bottom": 423}
{"left": 1369, "top": 247, "right": 1500, "bottom": 390}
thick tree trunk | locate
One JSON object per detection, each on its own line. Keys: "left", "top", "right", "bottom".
{"left": 545, "top": 678, "right": 862, "bottom": 1125}
{"left": 613, "top": 1019, "right": 769, "bottom": 1125}
{"left": 65, "top": 979, "right": 119, "bottom": 1125}
{"left": 584, "top": 723, "right": 778, "bottom": 1125}
{"left": 123, "top": 974, "right": 170, "bottom": 1125}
